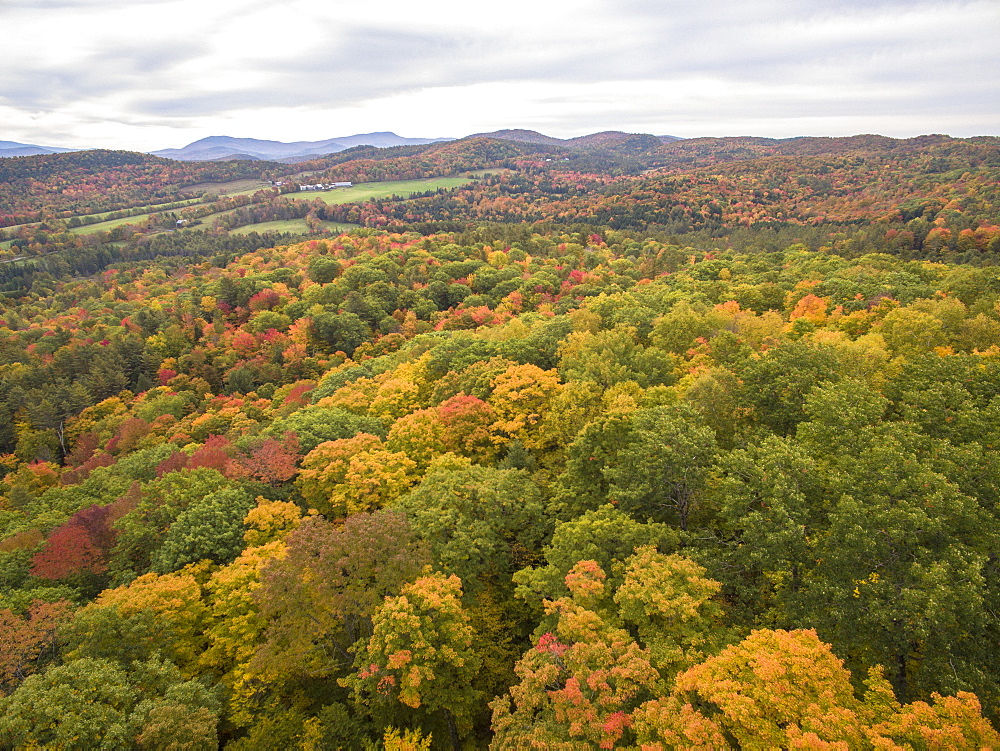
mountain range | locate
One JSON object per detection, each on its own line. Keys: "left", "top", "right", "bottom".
{"left": 0, "top": 140, "right": 76, "bottom": 158}
{"left": 470, "top": 129, "right": 683, "bottom": 146}
{"left": 149, "top": 133, "right": 453, "bottom": 162}
{"left": 0, "top": 130, "right": 687, "bottom": 163}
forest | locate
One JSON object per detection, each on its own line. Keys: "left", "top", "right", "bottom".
{"left": 1, "top": 131, "right": 1000, "bottom": 749}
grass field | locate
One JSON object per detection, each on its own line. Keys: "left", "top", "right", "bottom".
{"left": 287, "top": 177, "right": 473, "bottom": 205}
{"left": 69, "top": 213, "right": 157, "bottom": 235}
{"left": 183, "top": 178, "right": 273, "bottom": 196}
{"left": 81, "top": 198, "right": 202, "bottom": 222}
{"left": 230, "top": 219, "right": 359, "bottom": 235}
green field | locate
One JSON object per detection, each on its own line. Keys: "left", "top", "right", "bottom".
{"left": 230, "top": 219, "right": 360, "bottom": 235}
{"left": 183, "top": 178, "right": 273, "bottom": 197}
{"left": 69, "top": 213, "right": 159, "bottom": 235}
{"left": 288, "top": 177, "right": 473, "bottom": 205}
{"left": 81, "top": 198, "right": 203, "bottom": 222}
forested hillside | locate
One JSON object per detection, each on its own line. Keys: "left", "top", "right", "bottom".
{"left": 1, "top": 133, "right": 1000, "bottom": 749}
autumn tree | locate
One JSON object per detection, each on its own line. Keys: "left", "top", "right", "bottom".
{"left": 347, "top": 572, "right": 481, "bottom": 747}
{"left": 0, "top": 599, "right": 73, "bottom": 695}
{"left": 253, "top": 511, "right": 429, "bottom": 681}
{"left": 491, "top": 560, "right": 661, "bottom": 749}
{"left": 296, "top": 434, "right": 416, "bottom": 517}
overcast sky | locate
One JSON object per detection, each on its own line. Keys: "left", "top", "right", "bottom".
{"left": 2, "top": 0, "right": 998, "bottom": 152}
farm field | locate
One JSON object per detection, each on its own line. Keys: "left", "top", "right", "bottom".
{"left": 79, "top": 197, "right": 203, "bottom": 221}
{"left": 181, "top": 178, "right": 273, "bottom": 196}
{"left": 69, "top": 211, "right": 162, "bottom": 235}
{"left": 289, "top": 176, "right": 474, "bottom": 205}
{"left": 229, "top": 218, "right": 359, "bottom": 235}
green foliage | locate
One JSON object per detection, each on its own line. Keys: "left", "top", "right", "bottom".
{"left": 0, "top": 656, "right": 219, "bottom": 750}
{"left": 395, "top": 465, "right": 551, "bottom": 591}
{"left": 151, "top": 486, "right": 255, "bottom": 573}
{"left": 266, "top": 404, "right": 385, "bottom": 452}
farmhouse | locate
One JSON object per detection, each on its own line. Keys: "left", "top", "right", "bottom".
{"left": 297, "top": 181, "right": 353, "bottom": 191}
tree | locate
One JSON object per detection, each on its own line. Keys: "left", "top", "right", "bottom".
{"left": 736, "top": 339, "right": 844, "bottom": 435}
{"left": 632, "top": 628, "right": 1000, "bottom": 749}
{"left": 266, "top": 404, "right": 385, "bottom": 453}
{"left": 394, "top": 464, "right": 550, "bottom": 591}
{"left": 150, "top": 486, "right": 255, "bottom": 573}
{"left": 614, "top": 546, "right": 728, "bottom": 678}
{"left": 633, "top": 629, "right": 877, "bottom": 748}
{"left": 310, "top": 311, "right": 370, "bottom": 355}
{"left": 254, "top": 512, "right": 429, "bottom": 681}
{"left": 296, "top": 434, "right": 416, "bottom": 517}
{"left": 0, "top": 656, "right": 220, "bottom": 750}
{"left": 30, "top": 503, "right": 119, "bottom": 585}
{"left": 71, "top": 562, "right": 211, "bottom": 674}
{"left": 347, "top": 573, "right": 481, "bottom": 746}
{"left": 0, "top": 599, "right": 73, "bottom": 695}
{"left": 514, "top": 504, "right": 677, "bottom": 624}
{"left": 200, "top": 540, "right": 288, "bottom": 729}
{"left": 606, "top": 406, "right": 718, "bottom": 530}
{"left": 557, "top": 324, "right": 676, "bottom": 389}
{"left": 108, "top": 467, "right": 232, "bottom": 582}
{"left": 491, "top": 560, "right": 661, "bottom": 749}
{"left": 488, "top": 363, "right": 562, "bottom": 449}
{"left": 0, "top": 658, "right": 138, "bottom": 749}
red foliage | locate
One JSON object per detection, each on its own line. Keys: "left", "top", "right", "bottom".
{"left": 59, "top": 451, "right": 114, "bottom": 486}
{"left": 104, "top": 416, "right": 151, "bottom": 455}
{"left": 155, "top": 450, "right": 189, "bottom": 478}
{"left": 63, "top": 432, "right": 100, "bottom": 469}
{"left": 0, "top": 599, "right": 73, "bottom": 690}
{"left": 229, "top": 432, "right": 301, "bottom": 484}
{"left": 187, "top": 434, "right": 234, "bottom": 473}
{"left": 30, "top": 503, "right": 120, "bottom": 581}
{"left": 248, "top": 288, "right": 282, "bottom": 311}
{"left": 282, "top": 382, "right": 315, "bottom": 408}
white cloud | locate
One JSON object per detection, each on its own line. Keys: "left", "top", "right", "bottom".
{"left": 0, "top": 0, "right": 996, "bottom": 150}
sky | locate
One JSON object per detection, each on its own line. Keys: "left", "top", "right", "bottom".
{"left": 2, "top": 0, "right": 998, "bottom": 152}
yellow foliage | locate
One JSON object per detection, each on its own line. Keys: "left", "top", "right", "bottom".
{"left": 297, "top": 434, "right": 417, "bottom": 517}
{"left": 243, "top": 498, "right": 303, "bottom": 547}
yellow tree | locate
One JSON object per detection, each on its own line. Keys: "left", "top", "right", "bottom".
{"left": 632, "top": 628, "right": 1000, "bottom": 749}
{"left": 201, "top": 540, "right": 288, "bottom": 728}
{"left": 296, "top": 434, "right": 417, "bottom": 517}
{"left": 488, "top": 363, "right": 562, "bottom": 450}
{"left": 65, "top": 562, "right": 211, "bottom": 676}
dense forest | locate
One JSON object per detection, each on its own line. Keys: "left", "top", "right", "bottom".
{"left": 1, "top": 132, "right": 1000, "bottom": 749}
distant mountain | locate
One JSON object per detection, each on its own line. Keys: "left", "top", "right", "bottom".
{"left": 0, "top": 140, "right": 77, "bottom": 158}
{"left": 152, "top": 133, "right": 454, "bottom": 162}
{"left": 468, "top": 129, "right": 568, "bottom": 147}
{"left": 469, "top": 129, "right": 686, "bottom": 148}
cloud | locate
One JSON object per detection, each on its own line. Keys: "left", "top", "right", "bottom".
{"left": 1, "top": 0, "right": 996, "bottom": 149}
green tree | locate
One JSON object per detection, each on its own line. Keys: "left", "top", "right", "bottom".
{"left": 150, "top": 486, "right": 255, "bottom": 573}
{"left": 394, "top": 464, "right": 550, "bottom": 592}
{"left": 266, "top": 404, "right": 385, "bottom": 453}
{"left": 310, "top": 311, "right": 371, "bottom": 356}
